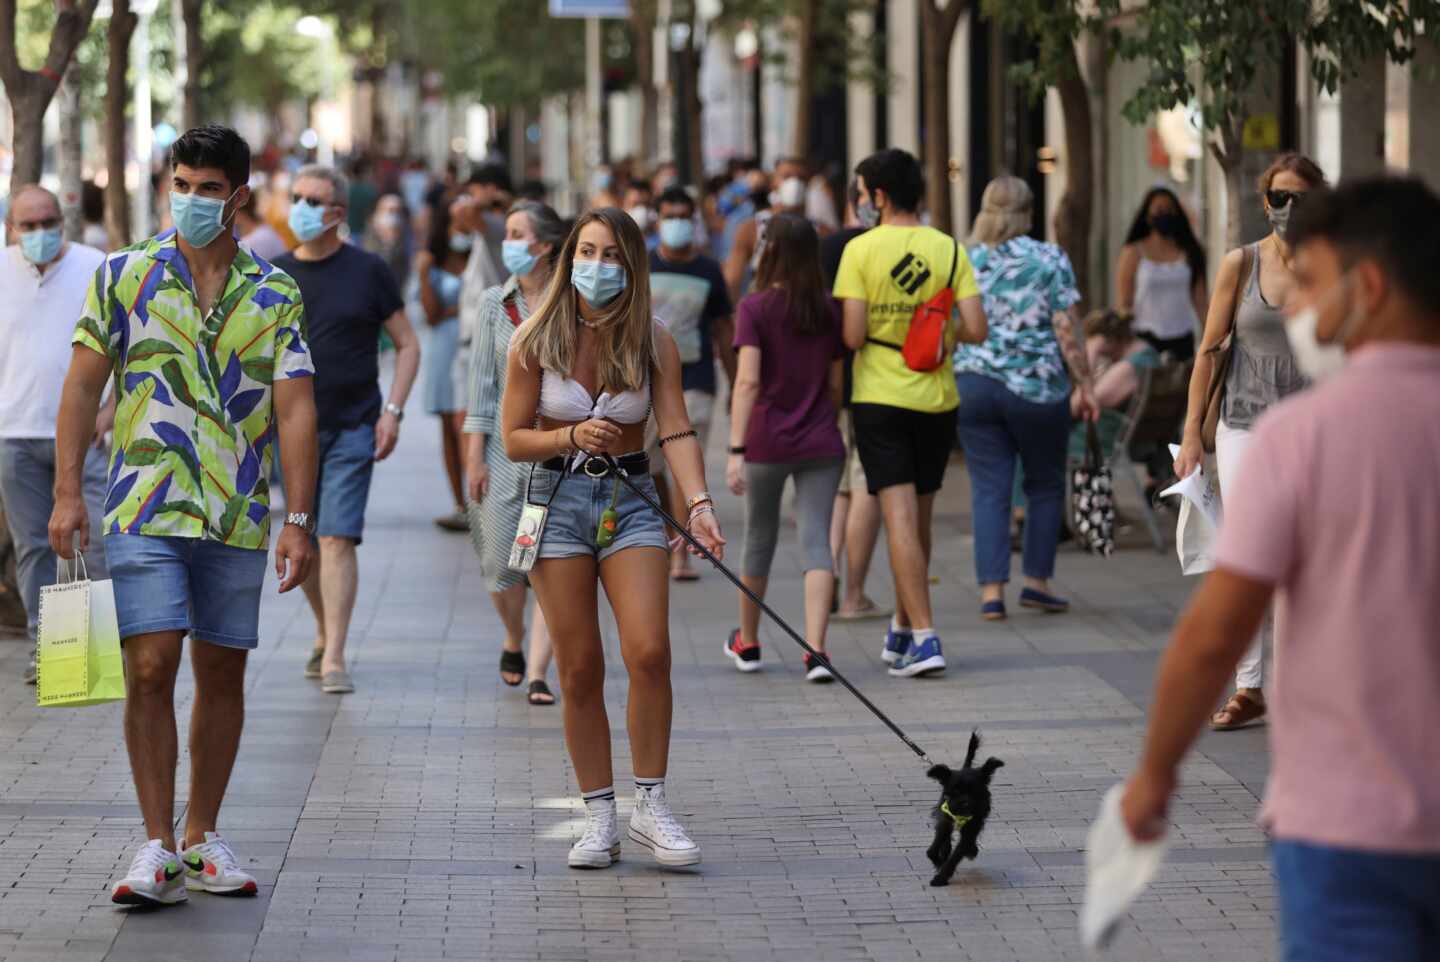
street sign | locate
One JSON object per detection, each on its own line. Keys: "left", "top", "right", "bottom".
{"left": 549, "top": 0, "right": 629, "bottom": 18}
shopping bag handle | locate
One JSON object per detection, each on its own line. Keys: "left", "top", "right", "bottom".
{"left": 57, "top": 536, "right": 89, "bottom": 584}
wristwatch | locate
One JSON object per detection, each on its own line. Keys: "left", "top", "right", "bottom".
{"left": 384, "top": 402, "right": 405, "bottom": 421}
{"left": 285, "top": 512, "right": 317, "bottom": 535}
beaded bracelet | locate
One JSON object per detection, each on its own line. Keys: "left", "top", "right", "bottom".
{"left": 686, "top": 491, "right": 713, "bottom": 511}
{"left": 686, "top": 504, "right": 716, "bottom": 528}
{"left": 658, "top": 429, "right": 698, "bottom": 447}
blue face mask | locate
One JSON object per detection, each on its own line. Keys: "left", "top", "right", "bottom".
{"left": 20, "top": 227, "right": 63, "bottom": 265}
{"left": 450, "top": 233, "right": 474, "bottom": 253}
{"left": 572, "top": 259, "right": 626, "bottom": 307}
{"left": 502, "top": 239, "right": 539, "bottom": 276}
{"left": 170, "top": 188, "right": 239, "bottom": 248}
{"left": 287, "top": 200, "right": 333, "bottom": 243}
{"left": 658, "top": 218, "right": 694, "bottom": 250}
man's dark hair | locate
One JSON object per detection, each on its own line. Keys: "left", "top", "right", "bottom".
{"left": 1290, "top": 176, "right": 1440, "bottom": 316}
{"left": 518, "top": 179, "right": 548, "bottom": 202}
{"left": 657, "top": 186, "right": 695, "bottom": 215}
{"left": 625, "top": 180, "right": 653, "bottom": 198}
{"left": 855, "top": 148, "right": 924, "bottom": 213}
{"left": 467, "top": 164, "right": 512, "bottom": 193}
{"left": 170, "top": 124, "right": 250, "bottom": 191}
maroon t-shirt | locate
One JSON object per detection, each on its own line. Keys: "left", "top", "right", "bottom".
{"left": 733, "top": 288, "right": 846, "bottom": 464}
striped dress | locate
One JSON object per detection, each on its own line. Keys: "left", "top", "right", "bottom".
{"left": 463, "top": 278, "right": 532, "bottom": 592}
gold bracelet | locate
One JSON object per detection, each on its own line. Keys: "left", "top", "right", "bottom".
{"left": 686, "top": 491, "right": 713, "bottom": 511}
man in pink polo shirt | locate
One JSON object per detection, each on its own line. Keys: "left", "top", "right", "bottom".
{"left": 1120, "top": 177, "right": 1440, "bottom": 961}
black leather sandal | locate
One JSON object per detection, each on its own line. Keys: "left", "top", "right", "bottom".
{"left": 499, "top": 649, "right": 525, "bottom": 687}
{"left": 527, "top": 679, "right": 556, "bottom": 706}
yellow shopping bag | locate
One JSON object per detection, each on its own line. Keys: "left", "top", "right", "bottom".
{"left": 35, "top": 553, "right": 125, "bottom": 708}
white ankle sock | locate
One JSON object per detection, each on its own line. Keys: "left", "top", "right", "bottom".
{"left": 913, "top": 627, "right": 937, "bottom": 643}
{"left": 582, "top": 786, "right": 615, "bottom": 811}
{"left": 635, "top": 776, "right": 663, "bottom": 795}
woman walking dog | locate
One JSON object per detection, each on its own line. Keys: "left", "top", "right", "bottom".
{"left": 501, "top": 208, "right": 724, "bottom": 869}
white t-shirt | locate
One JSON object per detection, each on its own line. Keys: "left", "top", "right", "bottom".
{"left": 0, "top": 243, "right": 106, "bottom": 438}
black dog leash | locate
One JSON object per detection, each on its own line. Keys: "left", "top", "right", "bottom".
{"left": 599, "top": 453, "right": 934, "bottom": 767}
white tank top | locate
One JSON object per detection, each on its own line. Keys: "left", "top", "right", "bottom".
{"left": 1133, "top": 256, "right": 1200, "bottom": 341}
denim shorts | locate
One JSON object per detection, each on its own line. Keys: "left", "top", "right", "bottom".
{"left": 104, "top": 534, "right": 269, "bottom": 649}
{"left": 316, "top": 423, "right": 376, "bottom": 542}
{"left": 528, "top": 465, "right": 669, "bottom": 562}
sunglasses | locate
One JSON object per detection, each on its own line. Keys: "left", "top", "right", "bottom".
{"left": 1266, "top": 189, "right": 1307, "bottom": 210}
{"left": 291, "top": 194, "right": 334, "bottom": 208}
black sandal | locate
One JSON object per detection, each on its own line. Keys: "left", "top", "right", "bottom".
{"left": 527, "top": 679, "right": 556, "bottom": 705}
{"left": 499, "top": 649, "right": 525, "bottom": 687}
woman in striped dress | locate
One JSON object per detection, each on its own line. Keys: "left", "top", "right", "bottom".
{"left": 464, "top": 201, "right": 570, "bottom": 705}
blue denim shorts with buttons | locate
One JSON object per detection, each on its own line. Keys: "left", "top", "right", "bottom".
{"left": 528, "top": 464, "right": 668, "bottom": 562}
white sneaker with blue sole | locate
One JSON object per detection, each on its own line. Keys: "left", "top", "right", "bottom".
{"left": 881, "top": 626, "right": 912, "bottom": 665}
{"left": 888, "top": 635, "right": 946, "bottom": 677}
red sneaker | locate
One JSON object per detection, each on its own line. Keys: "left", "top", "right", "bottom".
{"left": 724, "top": 629, "right": 762, "bottom": 673}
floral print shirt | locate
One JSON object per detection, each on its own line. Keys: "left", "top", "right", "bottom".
{"left": 72, "top": 230, "right": 314, "bottom": 549}
{"left": 953, "top": 235, "right": 1081, "bottom": 405}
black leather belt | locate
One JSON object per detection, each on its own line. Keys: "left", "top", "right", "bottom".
{"left": 541, "top": 452, "right": 650, "bottom": 477}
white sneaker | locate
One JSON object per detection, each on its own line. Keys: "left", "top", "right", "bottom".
{"left": 628, "top": 783, "right": 701, "bottom": 867}
{"left": 111, "top": 839, "right": 187, "bottom": 906}
{"left": 568, "top": 796, "right": 621, "bottom": 869}
{"left": 181, "top": 832, "right": 258, "bottom": 895}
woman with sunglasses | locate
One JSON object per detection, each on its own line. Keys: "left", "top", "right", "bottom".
{"left": 1174, "top": 152, "right": 1327, "bottom": 733}
{"left": 501, "top": 208, "right": 724, "bottom": 870}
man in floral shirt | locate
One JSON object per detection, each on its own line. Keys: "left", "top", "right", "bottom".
{"left": 49, "top": 125, "right": 318, "bottom": 908}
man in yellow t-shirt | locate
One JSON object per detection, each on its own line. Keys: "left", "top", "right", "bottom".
{"left": 832, "top": 148, "right": 987, "bottom": 680}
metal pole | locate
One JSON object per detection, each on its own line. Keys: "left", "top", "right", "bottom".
{"left": 585, "top": 16, "right": 602, "bottom": 174}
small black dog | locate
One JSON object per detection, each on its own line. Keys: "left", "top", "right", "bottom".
{"left": 925, "top": 730, "right": 1004, "bottom": 886}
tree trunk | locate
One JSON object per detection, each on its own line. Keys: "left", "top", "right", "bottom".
{"left": 1212, "top": 117, "right": 1245, "bottom": 252}
{"left": 791, "top": 0, "right": 819, "bottom": 159}
{"left": 919, "top": 0, "right": 965, "bottom": 234}
{"left": 180, "top": 0, "right": 202, "bottom": 130}
{"left": 680, "top": 2, "right": 703, "bottom": 182}
{"left": 1052, "top": 41, "right": 1094, "bottom": 309}
{"left": 1, "top": 0, "right": 101, "bottom": 185}
{"left": 7, "top": 92, "right": 49, "bottom": 187}
{"left": 631, "top": 1, "right": 658, "bottom": 164}
{"left": 58, "top": 59, "right": 83, "bottom": 240}
{"left": 104, "top": 0, "right": 136, "bottom": 248}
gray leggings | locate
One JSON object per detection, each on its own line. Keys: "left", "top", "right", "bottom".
{"left": 742, "top": 458, "right": 845, "bottom": 578}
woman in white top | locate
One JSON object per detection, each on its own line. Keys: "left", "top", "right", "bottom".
{"left": 1115, "top": 187, "right": 1209, "bottom": 359}
{"left": 502, "top": 208, "right": 724, "bottom": 871}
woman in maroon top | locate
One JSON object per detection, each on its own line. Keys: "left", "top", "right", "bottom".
{"left": 724, "top": 215, "right": 846, "bottom": 682}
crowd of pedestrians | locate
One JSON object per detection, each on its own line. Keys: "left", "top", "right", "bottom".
{"left": 3, "top": 118, "right": 1437, "bottom": 959}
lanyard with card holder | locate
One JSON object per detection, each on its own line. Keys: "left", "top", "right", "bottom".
{"left": 510, "top": 462, "right": 566, "bottom": 572}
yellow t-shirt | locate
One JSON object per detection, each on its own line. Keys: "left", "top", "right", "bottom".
{"left": 832, "top": 224, "right": 980, "bottom": 413}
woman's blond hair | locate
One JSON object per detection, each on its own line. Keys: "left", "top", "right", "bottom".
{"left": 510, "top": 207, "right": 656, "bottom": 393}
{"left": 968, "top": 175, "right": 1034, "bottom": 246}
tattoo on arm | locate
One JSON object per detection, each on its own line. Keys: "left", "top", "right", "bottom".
{"left": 1053, "top": 309, "right": 1092, "bottom": 387}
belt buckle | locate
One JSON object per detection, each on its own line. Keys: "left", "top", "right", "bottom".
{"left": 582, "top": 457, "right": 610, "bottom": 479}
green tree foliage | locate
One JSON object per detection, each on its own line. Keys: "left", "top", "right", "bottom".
{"left": 409, "top": 0, "right": 586, "bottom": 107}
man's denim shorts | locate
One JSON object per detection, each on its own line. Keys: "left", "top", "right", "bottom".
{"left": 528, "top": 464, "right": 669, "bottom": 562}
{"left": 104, "top": 534, "right": 269, "bottom": 649}
{"left": 315, "top": 424, "right": 376, "bottom": 543}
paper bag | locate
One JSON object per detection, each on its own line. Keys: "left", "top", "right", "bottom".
{"left": 35, "top": 556, "right": 125, "bottom": 708}
{"left": 1081, "top": 784, "right": 1171, "bottom": 954}
{"left": 1161, "top": 447, "right": 1223, "bottom": 575}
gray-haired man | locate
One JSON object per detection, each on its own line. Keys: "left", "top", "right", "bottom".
{"left": 0, "top": 185, "right": 110, "bottom": 681}
{"left": 273, "top": 165, "right": 421, "bottom": 694}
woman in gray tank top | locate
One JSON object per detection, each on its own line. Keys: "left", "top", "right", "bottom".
{"left": 1174, "top": 153, "right": 1327, "bottom": 733}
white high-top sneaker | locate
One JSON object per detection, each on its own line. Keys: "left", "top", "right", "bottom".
{"left": 628, "top": 783, "right": 701, "bottom": 867}
{"left": 568, "top": 795, "right": 621, "bottom": 869}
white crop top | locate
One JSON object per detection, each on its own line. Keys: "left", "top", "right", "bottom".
{"left": 538, "top": 370, "right": 650, "bottom": 424}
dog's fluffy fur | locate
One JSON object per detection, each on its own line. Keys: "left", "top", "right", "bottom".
{"left": 925, "top": 730, "right": 1004, "bottom": 886}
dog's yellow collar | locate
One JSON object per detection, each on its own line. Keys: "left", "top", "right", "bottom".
{"left": 940, "top": 800, "right": 972, "bottom": 829}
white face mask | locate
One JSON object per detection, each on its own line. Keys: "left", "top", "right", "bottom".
{"left": 1284, "top": 274, "right": 1365, "bottom": 384}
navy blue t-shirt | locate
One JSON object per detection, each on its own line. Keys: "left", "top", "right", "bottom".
{"left": 648, "top": 249, "right": 732, "bottom": 394}
{"left": 275, "top": 243, "right": 405, "bottom": 429}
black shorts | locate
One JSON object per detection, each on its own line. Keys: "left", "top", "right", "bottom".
{"left": 850, "top": 403, "right": 956, "bottom": 496}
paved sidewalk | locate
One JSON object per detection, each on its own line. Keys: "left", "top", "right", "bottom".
{"left": 0, "top": 416, "right": 1276, "bottom": 962}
